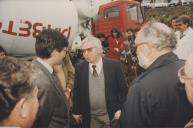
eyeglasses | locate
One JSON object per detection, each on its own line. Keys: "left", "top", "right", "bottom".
{"left": 82, "top": 47, "right": 96, "bottom": 54}
{"left": 178, "top": 66, "right": 193, "bottom": 80}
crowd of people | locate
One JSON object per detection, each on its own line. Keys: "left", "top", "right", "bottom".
{"left": 0, "top": 14, "right": 193, "bottom": 128}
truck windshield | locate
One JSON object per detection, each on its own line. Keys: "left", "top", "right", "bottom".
{"left": 104, "top": 6, "right": 119, "bottom": 19}
{"left": 127, "top": 5, "right": 143, "bottom": 23}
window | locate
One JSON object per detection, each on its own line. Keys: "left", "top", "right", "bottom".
{"left": 127, "top": 6, "right": 138, "bottom": 20}
{"left": 127, "top": 5, "right": 143, "bottom": 23}
{"left": 104, "top": 6, "right": 119, "bottom": 19}
{"left": 137, "top": 6, "right": 143, "bottom": 23}
{"left": 93, "top": 12, "right": 100, "bottom": 21}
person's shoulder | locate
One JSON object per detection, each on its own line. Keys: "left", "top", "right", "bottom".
{"left": 188, "top": 27, "right": 193, "bottom": 32}
{"left": 188, "top": 27, "right": 193, "bottom": 36}
{"left": 75, "top": 60, "right": 87, "bottom": 68}
{"left": 129, "top": 79, "right": 148, "bottom": 96}
{"left": 35, "top": 69, "right": 53, "bottom": 93}
{"left": 103, "top": 57, "right": 120, "bottom": 65}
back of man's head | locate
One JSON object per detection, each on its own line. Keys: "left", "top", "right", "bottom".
{"left": 35, "top": 29, "right": 68, "bottom": 58}
{"left": 138, "top": 21, "right": 177, "bottom": 50}
{"left": 0, "top": 56, "right": 40, "bottom": 127}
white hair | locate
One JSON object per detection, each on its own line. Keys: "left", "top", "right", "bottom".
{"left": 81, "top": 36, "right": 102, "bottom": 49}
{"left": 138, "top": 21, "right": 177, "bottom": 50}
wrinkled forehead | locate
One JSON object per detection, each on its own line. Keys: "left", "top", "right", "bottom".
{"left": 82, "top": 42, "right": 97, "bottom": 50}
{"left": 81, "top": 38, "right": 102, "bottom": 50}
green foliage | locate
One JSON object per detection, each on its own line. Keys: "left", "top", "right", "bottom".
{"left": 144, "top": 5, "right": 193, "bottom": 27}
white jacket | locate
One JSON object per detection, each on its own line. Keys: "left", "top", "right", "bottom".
{"left": 174, "top": 27, "right": 193, "bottom": 60}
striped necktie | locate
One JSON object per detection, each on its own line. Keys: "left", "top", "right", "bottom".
{"left": 92, "top": 65, "right": 98, "bottom": 77}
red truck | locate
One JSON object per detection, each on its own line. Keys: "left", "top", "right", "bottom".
{"left": 93, "top": 0, "right": 145, "bottom": 36}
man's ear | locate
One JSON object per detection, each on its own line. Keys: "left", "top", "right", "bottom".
{"left": 51, "top": 49, "right": 57, "bottom": 57}
{"left": 179, "top": 77, "right": 185, "bottom": 84}
{"left": 17, "top": 98, "right": 29, "bottom": 118}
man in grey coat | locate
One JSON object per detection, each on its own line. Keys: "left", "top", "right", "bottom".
{"left": 120, "top": 21, "right": 193, "bottom": 127}
{"left": 33, "top": 29, "right": 69, "bottom": 128}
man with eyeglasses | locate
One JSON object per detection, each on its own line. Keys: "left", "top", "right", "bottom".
{"left": 33, "top": 29, "right": 70, "bottom": 128}
{"left": 72, "top": 36, "right": 128, "bottom": 128}
{"left": 174, "top": 15, "right": 193, "bottom": 60}
{"left": 178, "top": 51, "right": 193, "bottom": 128}
{"left": 120, "top": 21, "right": 193, "bottom": 127}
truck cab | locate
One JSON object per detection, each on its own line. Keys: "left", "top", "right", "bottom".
{"left": 93, "top": 0, "right": 145, "bottom": 36}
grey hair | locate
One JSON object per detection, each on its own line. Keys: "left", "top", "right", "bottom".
{"left": 138, "top": 21, "right": 177, "bottom": 50}
{"left": 81, "top": 36, "right": 102, "bottom": 49}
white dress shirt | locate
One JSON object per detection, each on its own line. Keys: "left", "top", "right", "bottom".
{"left": 89, "top": 58, "right": 103, "bottom": 76}
{"left": 37, "top": 57, "right": 53, "bottom": 74}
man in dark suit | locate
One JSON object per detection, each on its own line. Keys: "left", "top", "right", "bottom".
{"left": 72, "top": 36, "right": 128, "bottom": 127}
{"left": 120, "top": 21, "right": 193, "bottom": 127}
{"left": 33, "top": 29, "right": 69, "bottom": 128}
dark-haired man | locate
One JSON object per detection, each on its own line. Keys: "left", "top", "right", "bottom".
{"left": 33, "top": 29, "right": 69, "bottom": 128}
{"left": 174, "top": 15, "right": 193, "bottom": 60}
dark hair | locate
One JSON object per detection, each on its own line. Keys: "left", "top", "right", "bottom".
{"left": 0, "top": 46, "right": 6, "bottom": 55}
{"left": 176, "top": 15, "right": 192, "bottom": 27}
{"left": 0, "top": 57, "right": 39, "bottom": 121}
{"left": 96, "top": 32, "right": 106, "bottom": 39}
{"left": 110, "top": 28, "right": 121, "bottom": 38}
{"left": 171, "top": 16, "right": 178, "bottom": 21}
{"left": 35, "top": 29, "right": 68, "bottom": 58}
{"left": 126, "top": 28, "right": 134, "bottom": 33}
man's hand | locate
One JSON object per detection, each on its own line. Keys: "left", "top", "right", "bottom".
{"left": 64, "top": 87, "right": 71, "bottom": 99}
{"left": 72, "top": 114, "right": 82, "bottom": 124}
{"left": 114, "top": 110, "right": 121, "bottom": 120}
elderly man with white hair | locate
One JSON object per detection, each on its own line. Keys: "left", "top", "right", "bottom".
{"left": 72, "top": 36, "right": 128, "bottom": 128}
{"left": 120, "top": 21, "right": 193, "bottom": 127}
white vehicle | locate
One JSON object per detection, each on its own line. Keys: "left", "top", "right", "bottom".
{"left": 141, "top": 0, "right": 151, "bottom": 8}
{"left": 0, "top": 0, "right": 110, "bottom": 57}
{"left": 151, "top": 0, "right": 169, "bottom": 8}
{"left": 181, "top": 0, "right": 193, "bottom": 5}
{"left": 169, "top": 0, "right": 181, "bottom": 6}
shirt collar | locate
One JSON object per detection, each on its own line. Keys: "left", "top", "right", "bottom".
{"left": 89, "top": 57, "right": 103, "bottom": 74}
{"left": 182, "top": 27, "right": 190, "bottom": 36}
{"left": 36, "top": 57, "right": 53, "bottom": 74}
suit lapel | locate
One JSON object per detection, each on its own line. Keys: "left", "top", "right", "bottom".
{"left": 83, "top": 62, "right": 89, "bottom": 100}
{"left": 33, "top": 60, "right": 68, "bottom": 104}
{"left": 102, "top": 58, "right": 110, "bottom": 100}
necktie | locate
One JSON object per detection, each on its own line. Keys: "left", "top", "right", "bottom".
{"left": 92, "top": 65, "right": 98, "bottom": 77}
{"left": 180, "top": 32, "right": 184, "bottom": 39}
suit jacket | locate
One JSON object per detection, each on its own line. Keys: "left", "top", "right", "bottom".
{"left": 120, "top": 52, "right": 193, "bottom": 127}
{"left": 33, "top": 60, "right": 69, "bottom": 128}
{"left": 72, "top": 57, "right": 128, "bottom": 127}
